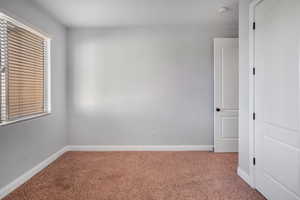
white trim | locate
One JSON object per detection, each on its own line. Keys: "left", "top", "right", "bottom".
{"left": 0, "top": 146, "right": 68, "bottom": 199}
{"left": 46, "top": 39, "right": 51, "bottom": 113}
{"left": 249, "top": 0, "right": 264, "bottom": 190}
{"left": 0, "top": 11, "right": 50, "bottom": 39}
{"left": 0, "top": 113, "right": 50, "bottom": 126}
{"left": 67, "top": 145, "right": 214, "bottom": 152}
{"left": 0, "top": 145, "right": 212, "bottom": 198}
{"left": 237, "top": 167, "right": 253, "bottom": 187}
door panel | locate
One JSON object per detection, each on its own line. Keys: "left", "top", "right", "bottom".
{"left": 222, "top": 46, "right": 239, "bottom": 109}
{"left": 254, "top": 0, "right": 300, "bottom": 199}
{"left": 221, "top": 117, "right": 238, "bottom": 138}
{"left": 264, "top": 135, "right": 299, "bottom": 193}
{"left": 214, "top": 38, "right": 239, "bottom": 152}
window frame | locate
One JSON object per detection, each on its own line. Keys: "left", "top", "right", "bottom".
{"left": 0, "top": 12, "right": 51, "bottom": 126}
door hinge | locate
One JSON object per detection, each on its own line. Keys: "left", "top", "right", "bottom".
{"left": 252, "top": 67, "right": 256, "bottom": 75}
{"left": 253, "top": 22, "right": 256, "bottom": 30}
{"left": 253, "top": 112, "right": 256, "bottom": 120}
{"left": 253, "top": 157, "right": 256, "bottom": 166}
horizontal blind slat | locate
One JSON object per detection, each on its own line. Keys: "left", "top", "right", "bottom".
{"left": 9, "top": 79, "right": 44, "bottom": 84}
{"left": 9, "top": 97, "right": 44, "bottom": 102}
{"left": 9, "top": 90, "right": 44, "bottom": 94}
{"left": 9, "top": 48, "right": 44, "bottom": 61}
{"left": 8, "top": 91, "right": 44, "bottom": 96}
{"left": 8, "top": 103, "right": 44, "bottom": 110}
{"left": 8, "top": 39, "right": 44, "bottom": 53}
{"left": 7, "top": 43, "right": 44, "bottom": 57}
{"left": 9, "top": 64, "right": 44, "bottom": 72}
{"left": 9, "top": 104, "right": 44, "bottom": 111}
{"left": 7, "top": 26, "right": 44, "bottom": 48}
{"left": 9, "top": 109, "right": 44, "bottom": 118}
{"left": 9, "top": 105, "right": 44, "bottom": 112}
{"left": 8, "top": 30, "right": 44, "bottom": 45}
{"left": 8, "top": 23, "right": 44, "bottom": 42}
{"left": 9, "top": 71, "right": 44, "bottom": 77}
{"left": 9, "top": 66, "right": 43, "bottom": 73}
{"left": 8, "top": 59, "right": 44, "bottom": 68}
{"left": 7, "top": 38, "right": 44, "bottom": 54}
{"left": 9, "top": 75, "right": 44, "bottom": 81}
{"left": 8, "top": 33, "right": 44, "bottom": 49}
{"left": 8, "top": 53, "right": 44, "bottom": 65}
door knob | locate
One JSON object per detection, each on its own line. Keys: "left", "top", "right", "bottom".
{"left": 216, "top": 108, "right": 221, "bottom": 112}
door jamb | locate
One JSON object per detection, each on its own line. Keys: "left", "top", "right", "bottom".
{"left": 249, "top": 0, "right": 263, "bottom": 189}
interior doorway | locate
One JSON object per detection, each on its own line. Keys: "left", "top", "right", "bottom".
{"left": 214, "top": 38, "right": 239, "bottom": 152}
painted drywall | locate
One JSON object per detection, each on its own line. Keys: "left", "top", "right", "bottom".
{"left": 67, "top": 26, "right": 237, "bottom": 145}
{"left": 0, "top": 0, "right": 67, "bottom": 189}
{"left": 238, "top": 0, "right": 251, "bottom": 175}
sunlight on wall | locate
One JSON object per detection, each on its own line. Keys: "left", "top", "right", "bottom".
{"left": 72, "top": 41, "right": 99, "bottom": 111}
{"left": 70, "top": 35, "right": 165, "bottom": 114}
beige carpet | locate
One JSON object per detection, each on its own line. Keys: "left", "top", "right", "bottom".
{"left": 4, "top": 152, "right": 265, "bottom": 200}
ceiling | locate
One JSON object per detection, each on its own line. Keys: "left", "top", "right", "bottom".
{"left": 31, "top": 0, "right": 239, "bottom": 28}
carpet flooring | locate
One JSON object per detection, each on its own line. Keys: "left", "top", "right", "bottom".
{"left": 3, "top": 152, "right": 266, "bottom": 200}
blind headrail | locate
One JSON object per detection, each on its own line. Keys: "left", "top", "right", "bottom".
{"left": 0, "top": 11, "right": 51, "bottom": 40}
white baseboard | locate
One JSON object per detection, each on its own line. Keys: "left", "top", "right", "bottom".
{"left": 0, "top": 146, "right": 68, "bottom": 199}
{"left": 67, "top": 145, "right": 214, "bottom": 152}
{"left": 237, "top": 167, "right": 253, "bottom": 187}
{"left": 0, "top": 145, "right": 213, "bottom": 199}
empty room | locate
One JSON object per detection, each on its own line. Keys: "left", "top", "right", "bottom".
{"left": 0, "top": 0, "right": 299, "bottom": 199}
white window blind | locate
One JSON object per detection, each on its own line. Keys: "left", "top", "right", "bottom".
{"left": 0, "top": 13, "right": 50, "bottom": 125}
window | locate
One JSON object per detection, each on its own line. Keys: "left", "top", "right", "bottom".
{"left": 0, "top": 13, "right": 50, "bottom": 125}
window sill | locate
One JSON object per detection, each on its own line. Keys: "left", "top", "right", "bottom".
{"left": 0, "top": 112, "right": 51, "bottom": 127}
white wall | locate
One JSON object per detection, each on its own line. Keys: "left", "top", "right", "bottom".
{"left": 0, "top": 0, "right": 67, "bottom": 189}
{"left": 67, "top": 26, "right": 237, "bottom": 146}
{"left": 238, "top": 0, "right": 251, "bottom": 175}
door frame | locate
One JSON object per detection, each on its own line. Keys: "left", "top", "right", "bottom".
{"left": 248, "top": 0, "right": 263, "bottom": 190}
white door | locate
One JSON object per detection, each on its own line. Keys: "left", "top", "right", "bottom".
{"left": 214, "top": 38, "right": 239, "bottom": 152}
{"left": 254, "top": 1, "right": 300, "bottom": 199}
